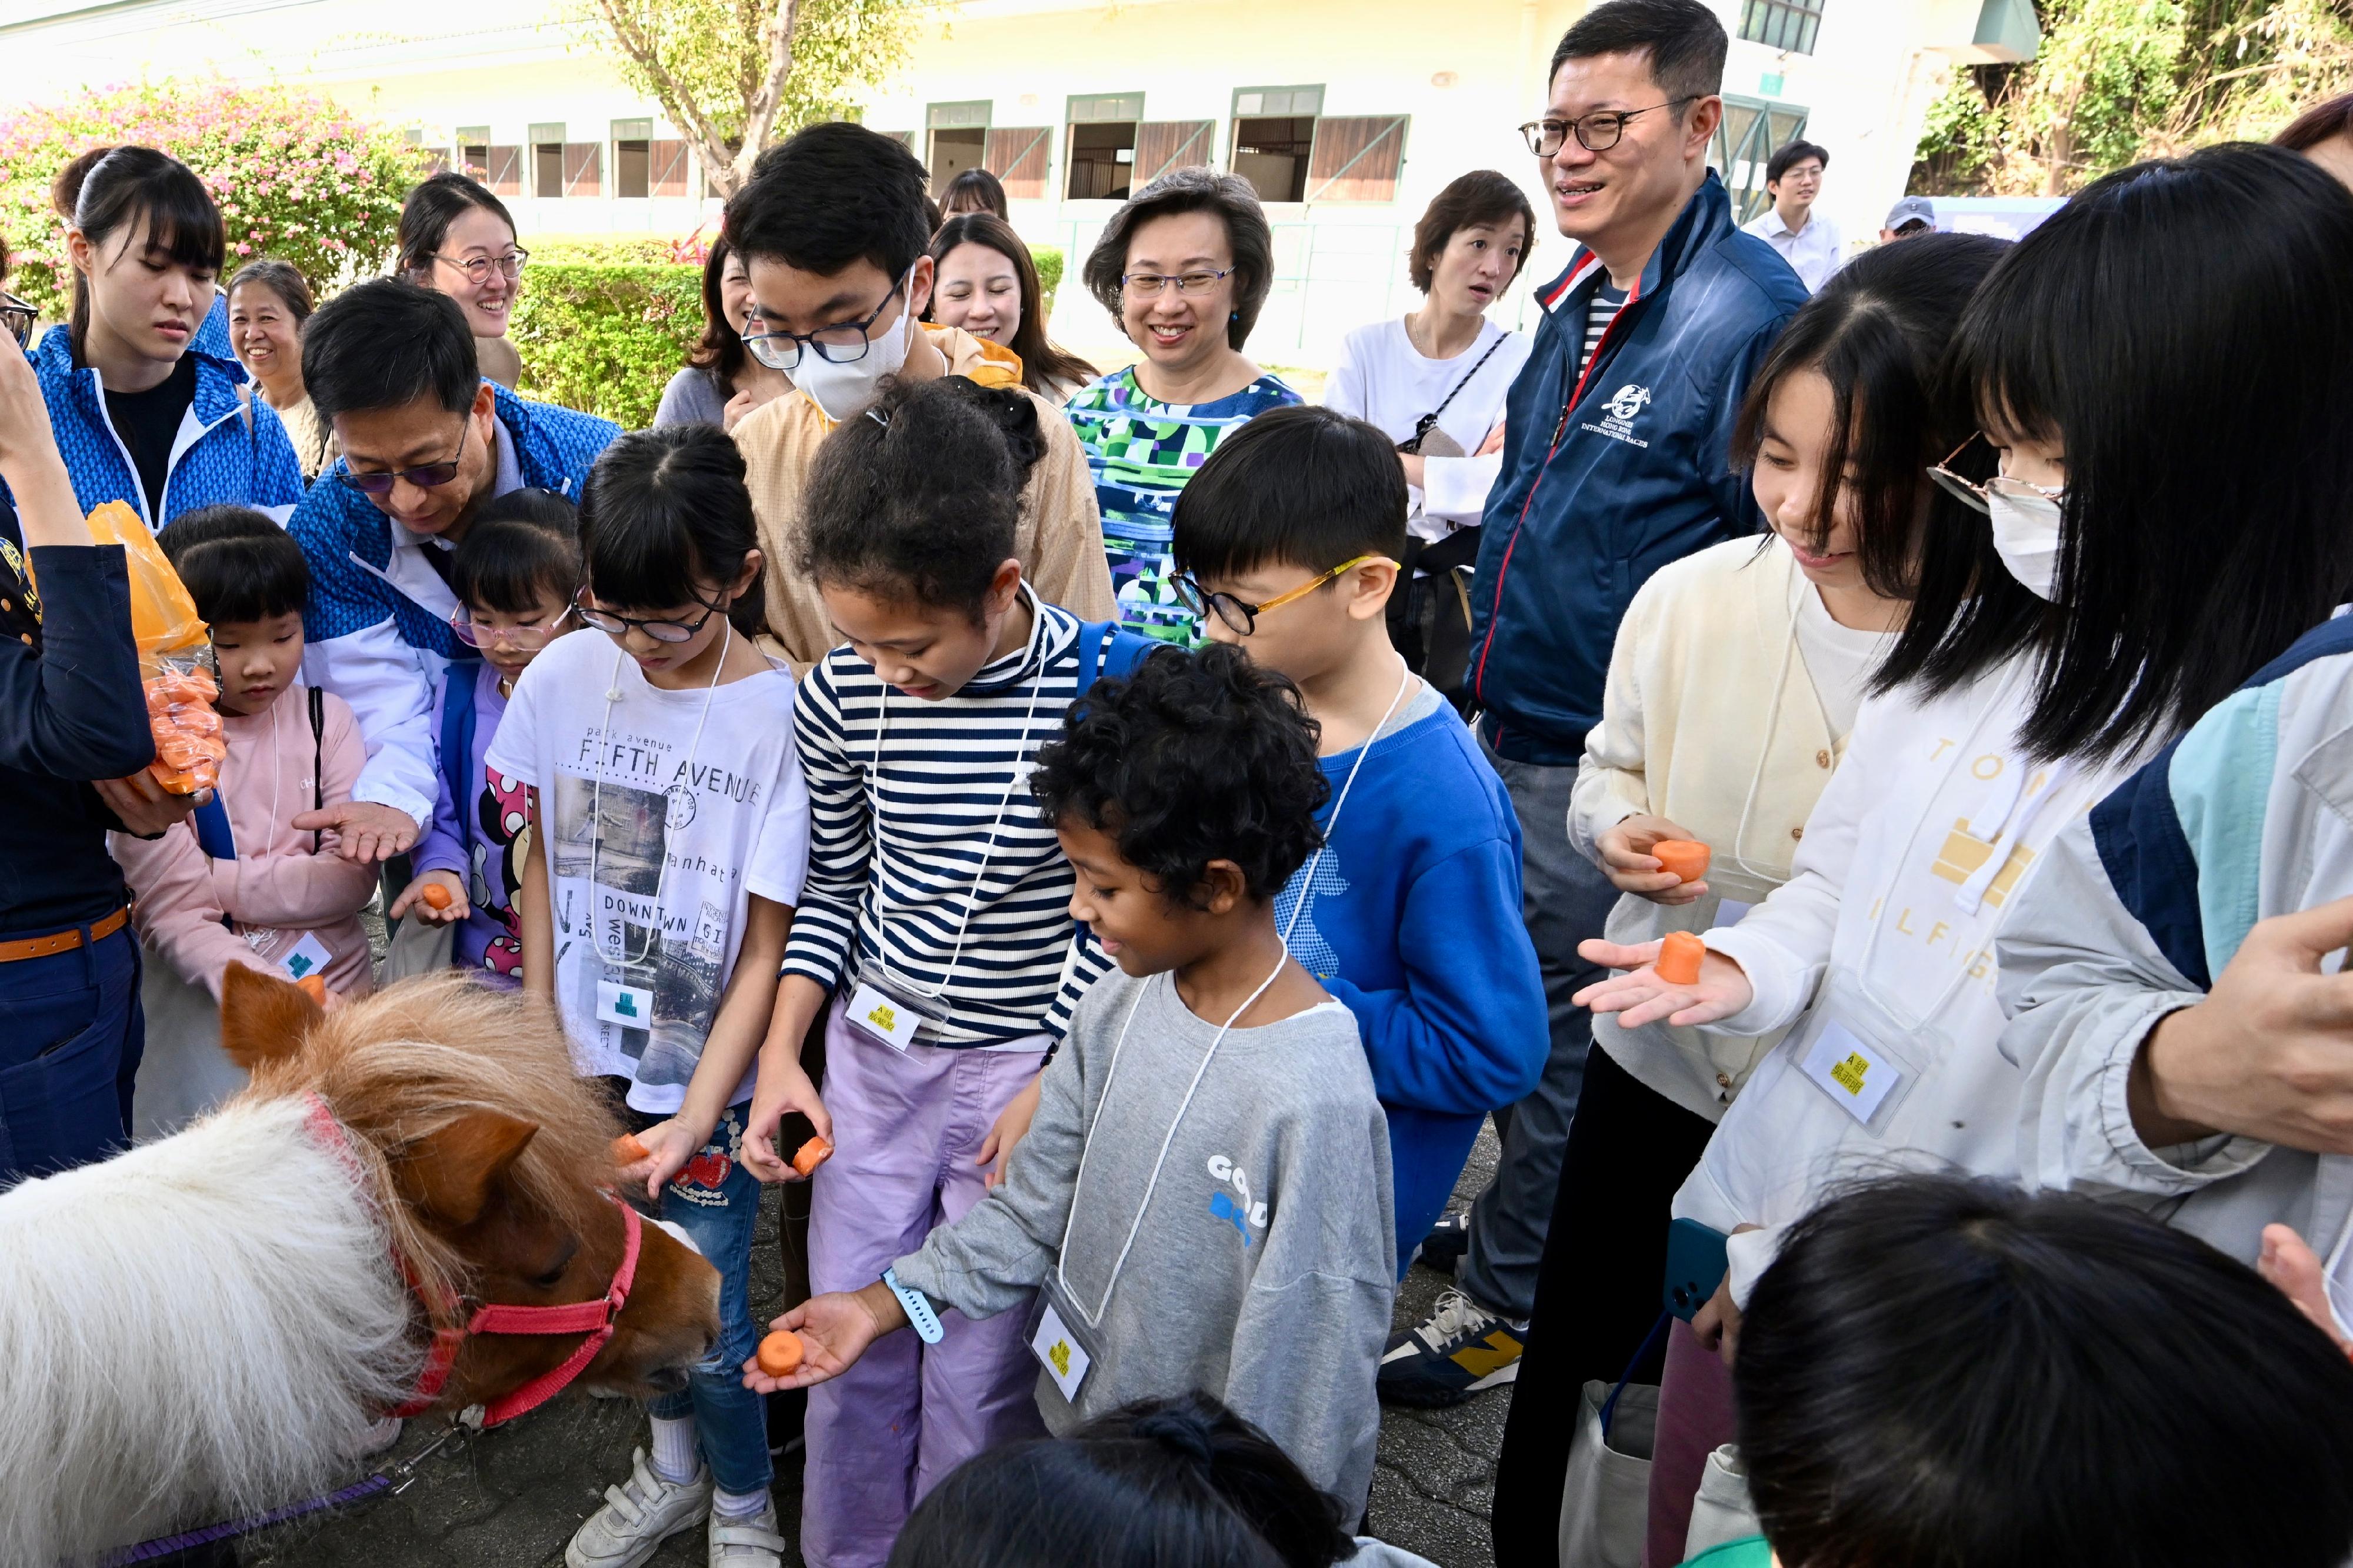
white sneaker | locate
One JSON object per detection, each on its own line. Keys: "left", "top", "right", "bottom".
{"left": 566, "top": 1447, "right": 712, "bottom": 1568}
{"left": 708, "top": 1499, "right": 785, "bottom": 1566}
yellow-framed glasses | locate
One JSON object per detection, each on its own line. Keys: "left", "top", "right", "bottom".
{"left": 1174, "top": 555, "right": 1398, "bottom": 635}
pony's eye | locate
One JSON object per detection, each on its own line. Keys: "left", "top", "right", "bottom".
{"left": 531, "top": 1238, "right": 579, "bottom": 1289}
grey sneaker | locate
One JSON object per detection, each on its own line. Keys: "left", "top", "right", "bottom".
{"left": 708, "top": 1499, "right": 785, "bottom": 1567}
{"left": 566, "top": 1447, "right": 712, "bottom": 1568}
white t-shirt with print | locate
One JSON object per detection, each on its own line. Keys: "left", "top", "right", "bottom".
{"left": 485, "top": 630, "right": 812, "bottom": 1115}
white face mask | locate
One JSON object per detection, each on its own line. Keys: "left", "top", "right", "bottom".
{"left": 794, "top": 268, "right": 918, "bottom": 422}
{"left": 1986, "top": 482, "right": 2064, "bottom": 601}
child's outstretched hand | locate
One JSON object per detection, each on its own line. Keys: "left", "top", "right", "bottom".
{"left": 389, "top": 869, "right": 470, "bottom": 925}
{"left": 1574, "top": 938, "right": 1755, "bottom": 1029}
{"left": 741, "top": 1282, "right": 905, "bottom": 1393}
{"left": 742, "top": 1057, "right": 831, "bottom": 1184}
{"left": 621, "top": 1116, "right": 708, "bottom": 1204}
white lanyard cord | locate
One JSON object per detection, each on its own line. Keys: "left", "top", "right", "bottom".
{"left": 589, "top": 619, "right": 730, "bottom": 968}
{"left": 1058, "top": 954, "right": 1290, "bottom": 1328}
{"left": 866, "top": 594, "right": 1051, "bottom": 1002}
{"left": 1281, "top": 658, "right": 1414, "bottom": 946}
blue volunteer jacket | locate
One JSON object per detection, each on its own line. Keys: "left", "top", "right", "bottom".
{"left": 288, "top": 381, "right": 618, "bottom": 829}
{"left": 1469, "top": 172, "right": 1807, "bottom": 765}
{"left": 5, "top": 321, "right": 306, "bottom": 532}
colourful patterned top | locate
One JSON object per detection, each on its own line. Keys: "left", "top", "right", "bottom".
{"left": 1064, "top": 366, "right": 1302, "bottom": 645}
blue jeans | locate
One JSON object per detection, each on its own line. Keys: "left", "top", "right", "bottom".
{"left": 0, "top": 920, "right": 143, "bottom": 1185}
{"left": 642, "top": 1102, "right": 772, "bottom": 1496}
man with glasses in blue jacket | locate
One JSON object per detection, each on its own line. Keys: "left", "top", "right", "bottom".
{"left": 285, "top": 279, "right": 616, "bottom": 863}
{"left": 1381, "top": 0, "right": 1807, "bottom": 1431}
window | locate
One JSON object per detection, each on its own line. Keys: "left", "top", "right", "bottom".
{"left": 1066, "top": 93, "right": 1144, "bottom": 201}
{"left": 530, "top": 122, "right": 565, "bottom": 197}
{"left": 1230, "top": 86, "right": 1322, "bottom": 203}
{"left": 1133, "top": 120, "right": 1214, "bottom": 187}
{"left": 650, "top": 140, "right": 690, "bottom": 198}
{"left": 614, "top": 119, "right": 653, "bottom": 199}
{"left": 564, "top": 142, "right": 602, "bottom": 198}
{"left": 1711, "top": 95, "right": 1810, "bottom": 222}
{"left": 983, "top": 127, "right": 1053, "bottom": 199}
{"left": 405, "top": 129, "right": 452, "bottom": 177}
{"left": 926, "top": 101, "right": 991, "bottom": 194}
{"left": 1740, "top": 0, "right": 1824, "bottom": 55}
{"left": 457, "top": 126, "right": 521, "bottom": 195}
{"left": 1304, "top": 115, "right": 1409, "bottom": 203}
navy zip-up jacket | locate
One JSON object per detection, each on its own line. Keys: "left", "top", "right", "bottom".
{"left": 1469, "top": 172, "right": 1806, "bottom": 765}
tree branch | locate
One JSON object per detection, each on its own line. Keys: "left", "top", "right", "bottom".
{"left": 734, "top": 0, "right": 805, "bottom": 190}
{"left": 586, "top": 0, "right": 744, "bottom": 195}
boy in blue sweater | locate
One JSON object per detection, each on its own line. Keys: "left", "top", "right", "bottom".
{"left": 1171, "top": 404, "right": 1547, "bottom": 1289}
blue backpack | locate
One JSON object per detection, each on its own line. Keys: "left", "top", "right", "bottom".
{"left": 1072, "top": 618, "right": 1158, "bottom": 699}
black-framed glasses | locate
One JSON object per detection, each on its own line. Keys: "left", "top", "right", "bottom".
{"left": 1174, "top": 555, "right": 1397, "bottom": 636}
{"left": 1, "top": 291, "right": 34, "bottom": 350}
{"left": 1121, "top": 269, "right": 1232, "bottom": 299}
{"left": 1519, "top": 98, "right": 1697, "bottom": 156}
{"left": 432, "top": 248, "right": 528, "bottom": 286}
{"left": 574, "top": 590, "right": 728, "bottom": 645}
{"left": 451, "top": 603, "right": 575, "bottom": 650}
{"left": 336, "top": 419, "right": 472, "bottom": 496}
{"left": 742, "top": 278, "right": 904, "bottom": 372}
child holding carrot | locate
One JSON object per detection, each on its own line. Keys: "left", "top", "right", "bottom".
{"left": 390, "top": 488, "right": 581, "bottom": 982}
{"left": 745, "top": 643, "right": 1397, "bottom": 1520}
{"left": 491, "top": 426, "right": 810, "bottom": 1568}
{"left": 115, "top": 506, "right": 376, "bottom": 1133}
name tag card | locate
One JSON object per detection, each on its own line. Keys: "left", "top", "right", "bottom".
{"left": 847, "top": 980, "right": 921, "bottom": 1051}
{"left": 280, "top": 931, "right": 333, "bottom": 982}
{"left": 1798, "top": 1017, "right": 1905, "bottom": 1125}
{"left": 596, "top": 979, "right": 656, "bottom": 1029}
{"left": 1031, "top": 1299, "right": 1092, "bottom": 1401}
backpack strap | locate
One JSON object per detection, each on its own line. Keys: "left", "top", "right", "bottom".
{"left": 438, "top": 667, "right": 479, "bottom": 835}
{"left": 1071, "top": 619, "right": 1155, "bottom": 700}
{"left": 308, "top": 685, "right": 326, "bottom": 853}
{"left": 192, "top": 793, "right": 236, "bottom": 861}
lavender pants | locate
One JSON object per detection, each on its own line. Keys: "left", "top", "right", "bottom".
{"left": 801, "top": 1002, "right": 1051, "bottom": 1568}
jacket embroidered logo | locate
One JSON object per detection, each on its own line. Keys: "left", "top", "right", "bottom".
{"left": 1602, "top": 384, "right": 1652, "bottom": 422}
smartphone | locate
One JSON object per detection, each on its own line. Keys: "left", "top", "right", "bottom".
{"left": 1664, "top": 1217, "right": 1731, "bottom": 1322}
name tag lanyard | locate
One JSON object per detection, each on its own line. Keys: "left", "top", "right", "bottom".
{"left": 863, "top": 604, "right": 1051, "bottom": 1013}
{"left": 1055, "top": 953, "right": 1288, "bottom": 1331}
{"left": 1278, "top": 657, "right": 1412, "bottom": 947}
{"left": 589, "top": 620, "right": 731, "bottom": 968}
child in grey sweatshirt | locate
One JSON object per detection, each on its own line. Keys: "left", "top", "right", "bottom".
{"left": 747, "top": 644, "right": 1398, "bottom": 1514}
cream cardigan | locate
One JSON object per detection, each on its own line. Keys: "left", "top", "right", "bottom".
{"left": 1569, "top": 535, "right": 1862, "bottom": 1120}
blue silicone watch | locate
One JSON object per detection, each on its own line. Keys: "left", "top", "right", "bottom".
{"left": 883, "top": 1267, "right": 944, "bottom": 1344}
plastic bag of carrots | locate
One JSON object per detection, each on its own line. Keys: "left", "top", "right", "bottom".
{"left": 87, "top": 501, "right": 223, "bottom": 794}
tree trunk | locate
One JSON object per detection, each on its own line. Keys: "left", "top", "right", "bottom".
{"left": 585, "top": 0, "right": 802, "bottom": 200}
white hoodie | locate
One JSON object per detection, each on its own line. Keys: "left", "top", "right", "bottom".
{"left": 1669, "top": 658, "right": 2139, "bottom": 1299}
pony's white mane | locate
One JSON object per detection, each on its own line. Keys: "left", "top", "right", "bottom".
{"left": 0, "top": 1093, "right": 420, "bottom": 1566}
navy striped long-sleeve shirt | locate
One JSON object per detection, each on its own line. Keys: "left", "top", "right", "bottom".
{"left": 784, "top": 596, "right": 1112, "bottom": 1045}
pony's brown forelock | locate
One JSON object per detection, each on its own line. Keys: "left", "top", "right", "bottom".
{"left": 242, "top": 973, "right": 621, "bottom": 1316}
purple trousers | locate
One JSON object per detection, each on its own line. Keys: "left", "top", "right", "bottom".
{"left": 801, "top": 1002, "right": 1051, "bottom": 1568}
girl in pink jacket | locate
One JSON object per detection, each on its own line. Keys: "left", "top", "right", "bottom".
{"left": 115, "top": 506, "right": 376, "bottom": 1132}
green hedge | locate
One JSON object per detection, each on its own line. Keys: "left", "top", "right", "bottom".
{"left": 510, "top": 262, "right": 703, "bottom": 429}
{"left": 1034, "top": 245, "right": 1063, "bottom": 313}
{"left": 529, "top": 233, "right": 694, "bottom": 268}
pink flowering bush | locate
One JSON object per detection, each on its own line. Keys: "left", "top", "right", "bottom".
{"left": 0, "top": 80, "right": 425, "bottom": 321}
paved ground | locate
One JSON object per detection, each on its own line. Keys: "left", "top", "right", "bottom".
{"left": 232, "top": 1119, "right": 1509, "bottom": 1567}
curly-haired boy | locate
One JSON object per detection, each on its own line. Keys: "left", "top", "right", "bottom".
{"left": 745, "top": 642, "right": 1397, "bottom": 1517}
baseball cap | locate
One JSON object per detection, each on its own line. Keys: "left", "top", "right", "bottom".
{"left": 1884, "top": 195, "right": 1935, "bottom": 233}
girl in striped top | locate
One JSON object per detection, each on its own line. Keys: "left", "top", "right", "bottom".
{"left": 742, "top": 376, "right": 1151, "bottom": 1568}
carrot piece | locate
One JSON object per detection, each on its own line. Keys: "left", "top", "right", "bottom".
{"left": 614, "top": 1132, "right": 652, "bottom": 1165}
{"left": 1654, "top": 931, "right": 1706, "bottom": 986}
{"left": 1651, "top": 839, "right": 1711, "bottom": 883}
{"left": 420, "top": 883, "right": 454, "bottom": 910}
{"left": 757, "top": 1330, "right": 805, "bottom": 1377}
{"left": 295, "top": 973, "right": 328, "bottom": 1003}
{"left": 792, "top": 1135, "right": 834, "bottom": 1178}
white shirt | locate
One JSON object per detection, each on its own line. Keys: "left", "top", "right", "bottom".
{"left": 1742, "top": 205, "right": 1844, "bottom": 292}
{"left": 1792, "top": 586, "right": 1897, "bottom": 736}
{"left": 484, "top": 630, "right": 813, "bottom": 1114}
{"left": 1672, "top": 662, "right": 2138, "bottom": 1291}
{"left": 1324, "top": 316, "right": 1532, "bottom": 543}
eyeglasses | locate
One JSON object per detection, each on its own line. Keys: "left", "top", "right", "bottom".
{"left": 451, "top": 604, "right": 574, "bottom": 650}
{"left": 1121, "top": 269, "right": 1232, "bottom": 299}
{"left": 1174, "top": 555, "right": 1397, "bottom": 636}
{"left": 1519, "top": 99, "right": 1697, "bottom": 157}
{"left": 1, "top": 291, "right": 34, "bottom": 349}
{"left": 1925, "top": 433, "right": 2065, "bottom": 516}
{"left": 432, "top": 249, "right": 528, "bottom": 286}
{"left": 741, "top": 279, "right": 904, "bottom": 372}
{"left": 336, "top": 419, "right": 472, "bottom": 496}
{"left": 574, "top": 590, "right": 728, "bottom": 645}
